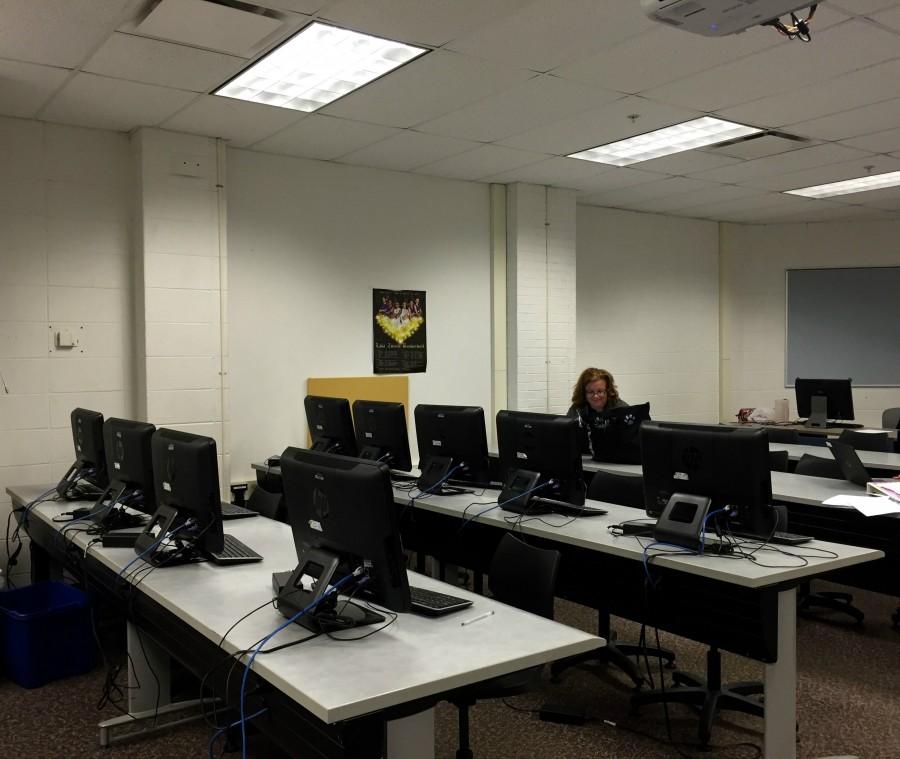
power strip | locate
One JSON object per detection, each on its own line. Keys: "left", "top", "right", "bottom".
{"left": 101, "top": 532, "right": 142, "bottom": 548}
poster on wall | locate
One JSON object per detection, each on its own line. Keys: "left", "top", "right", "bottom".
{"left": 373, "top": 288, "right": 427, "bottom": 374}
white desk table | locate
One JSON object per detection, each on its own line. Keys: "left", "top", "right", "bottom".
{"left": 9, "top": 484, "right": 601, "bottom": 759}
{"left": 392, "top": 487, "right": 881, "bottom": 759}
{"left": 769, "top": 443, "right": 900, "bottom": 472}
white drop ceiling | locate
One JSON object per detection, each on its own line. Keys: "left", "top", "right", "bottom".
{"left": 3, "top": 0, "right": 900, "bottom": 223}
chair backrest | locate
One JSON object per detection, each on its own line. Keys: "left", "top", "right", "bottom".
{"left": 837, "top": 429, "right": 892, "bottom": 453}
{"left": 247, "top": 485, "right": 286, "bottom": 522}
{"left": 586, "top": 471, "right": 644, "bottom": 508}
{"left": 768, "top": 450, "right": 790, "bottom": 472}
{"left": 882, "top": 408, "right": 900, "bottom": 430}
{"left": 488, "top": 534, "right": 560, "bottom": 620}
{"left": 766, "top": 428, "right": 801, "bottom": 444}
{"left": 794, "top": 453, "right": 843, "bottom": 479}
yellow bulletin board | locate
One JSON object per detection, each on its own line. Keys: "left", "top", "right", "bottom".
{"left": 306, "top": 376, "right": 409, "bottom": 446}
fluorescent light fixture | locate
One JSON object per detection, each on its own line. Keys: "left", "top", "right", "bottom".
{"left": 568, "top": 117, "right": 763, "bottom": 167}
{"left": 214, "top": 21, "right": 427, "bottom": 112}
{"left": 784, "top": 170, "right": 900, "bottom": 199}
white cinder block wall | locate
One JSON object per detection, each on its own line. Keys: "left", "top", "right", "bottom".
{"left": 227, "top": 149, "right": 493, "bottom": 484}
{"left": 506, "top": 184, "right": 577, "bottom": 414}
{"left": 575, "top": 206, "right": 720, "bottom": 422}
{"left": 720, "top": 220, "right": 900, "bottom": 426}
{"left": 133, "top": 128, "right": 229, "bottom": 490}
{"left": 0, "top": 116, "right": 134, "bottom": 584}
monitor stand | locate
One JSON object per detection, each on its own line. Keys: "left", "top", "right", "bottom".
{"left": 805, "top": 395, "right": 828, "bottom": 428}
{"left": 417, "top": 455, "right": 453, "bottom": 493}
{"left": 274, "top": 548, "right": 383, "bottom": 633}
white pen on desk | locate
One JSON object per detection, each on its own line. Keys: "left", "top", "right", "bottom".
{"left": 460, "top": 610, "right": 494, "bottom": 627}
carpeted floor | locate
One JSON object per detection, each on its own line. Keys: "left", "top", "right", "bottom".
{"left": 1, "top": 580, "right": 897, "bottom": 758}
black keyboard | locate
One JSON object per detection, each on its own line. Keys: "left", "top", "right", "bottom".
{"left": 409, "top": 586, "right": 472, "bottom": 616}
{"left": 735, "top": 530, "right": 813, "bottom": 546}
{"left": 531, "top": 497, "right": 608, "bottom": 517}
{"left": 220, "top": 502, "right": 258, "bottom": 520}
{"left": 207, "top": 534, "right": 263, "bottom": 564}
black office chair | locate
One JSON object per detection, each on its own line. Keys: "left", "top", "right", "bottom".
{"left": 449, "top": 534, "right": 560, "bottom": 759}
{"left": 837, "top": 429, "right": 893, "bottom": 453}
{"left": 246, "top": 485, "right": 286, "bottom": 523}
{"left": 551, "top": 472, "right": 673, "bottom": 688}
{"left": 793, "top": 455, "right": 864, "bottom": 625}
{"left": 766, "top": 428, "right": 800, "bottom": 444}
{"left": 794, "top": 453, "right": 843, "bottom": 479}
{"left": 884, "top": 408, "right": 900, "bottom": 453}
{"left": 768, "top": 450, "right": 790, "bottom": 472}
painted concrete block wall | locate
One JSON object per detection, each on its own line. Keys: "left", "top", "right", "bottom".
{"left": 227, "top": 149, "right": 493, "bottom": 484}
{"left": 133, "top": 128, "right": 229, "bottom": 490}
{"left": 720, "top": 220, "right": 900, "bottom": 426}
{"left": 576, "top": 206, "right": 719, "bottom": 422}
{"left": 506, "top": 184, "right": 577, "bottom": 414}
{"left": 0, "top": 116, "right": 133, "bottom": 584}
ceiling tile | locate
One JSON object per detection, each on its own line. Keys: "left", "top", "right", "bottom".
{"left": 252, "top": 1, "right": 327, "bottom": 12}
{"left": 161, "top": 95, "right": 307, "bottom": 147}
{"left": 828, "top": 1, "right": 900, "bottom": 15}
{"left": 644, "top": 20, "right": 900, "bottom": 113}
{"left": 575, "top": 176, "right": 717, "bottom": 209}
{"left": 707, "top": 134, "right": 808, "bottom": 160}
{"left": 336, "top": 130, "right": 480, "bottom": 171}
{"left": 413, "top": 144, "right": 549, "bottom": 181}
{"left": 558, "top": 166, "right": 669, "bottom": 195}
{"left": 133, "top": 0, "right": 284, "bottom": 57}
{"left": 552, "top": 26, "right": 780, "bottom": 95}
{"left": 0, "top": 60, "right": 70, "bottom": 119}
{"left": 321, "top": 50, "right": 534, "bottom": 128}
{"left": 498, "top": 95, "right": 698, "bottom": 156}
{"left": 633, "top": 184, "right": 768, "bottom": 214}
{"left": 744, "top": 154, "right": 900, "bottom": 192}
{"left": 416, "top": 75, "right": 622, "bottom": 143}
{"left": 851, "top": 184, "right": 900, "bottom": 210}
{"left": 870, "top": 6, "right": 900, "bottom": 31}
{"left": 252, "top": 114, "right": 399, "bottom": 160}
{"left": 716, "top": 58, "right": 900, "bottom": 129}
{"left": 773, "top": 205, "right": 900, "bottom": 223}
{"left": 83, "top": 33, "right": 247, "bottom": 93}
{"left": 842, "top": 126, "right": 900, "bottom": 154}
{"left": 319, "top": 0, "right": 530, "bottom": 47}
{"left": 480, "top": 156, "right": 613, "bottom": 188}
{"left": 787, "top": 96, "right": 900, "bottom": 141}
{"left": 0, "top": 0, "right": 133, "bottom": 68}
{"left": 39, "top": 73, "right": 198, "bottom": 132}
{"left": 634, "top": 149, "right": 743, "bottom": 176}
{"left": 687, "top": 143, "right": 872, "bottom": 184}
{"left": 444, "top": 0, "right": 654, "bottom": 72}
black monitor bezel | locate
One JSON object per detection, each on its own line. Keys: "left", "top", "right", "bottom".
{"left": 414, "top": 404, "right": 490, "bottom": 484}
{"left": 495, "top": 410, "right": 585, "bottom": 506}
{"left": 304, "top": 395, "right": 358, "bottom": 457}
{"left": 352, "top": 400, "right": 412, "bottom": 472}
{"left": 794, "top": 378, "right": 854, "bottom": 421}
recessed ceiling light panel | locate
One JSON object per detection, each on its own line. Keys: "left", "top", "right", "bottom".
{"left": 214, "top": 21, "right": 427, "bottom": 112}
{"left": 785, "top": 170, "right": 900, "bottom": 199}
{"left": 568, "top": 117, "right": 763, "bottom": 167}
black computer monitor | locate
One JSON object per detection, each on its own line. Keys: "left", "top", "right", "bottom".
{"left": 414, "top": 404, "right": 490, "bottom": 491}
{"left": 352, "top": 400, "right": 412, "bottom": 472}
{"left": 57, "top": 408, "right": 109, "bottom": 499}
{"left": 87, "top": 418, "right": 157, "bottom": 527}
{"left": 496, "top": 410, "right": 585, "bottom": 506}
{"left": 641, "top": 422, "right": 775, "bottom": 539}
{"left": 304, "top": 395, "right": 358, "bottom": 456}
{"left": 794, "top": 378, "right": 854, "bottom": 427}
{"left": 276, "top": 447, "right": 411, "bottom": 632}
{"left": 134, "top": 428, "right": 224, "bottom": 562}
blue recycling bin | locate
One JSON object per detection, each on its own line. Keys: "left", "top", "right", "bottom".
{"left": 0, "top": 581, "right": 96, "bottom": 688}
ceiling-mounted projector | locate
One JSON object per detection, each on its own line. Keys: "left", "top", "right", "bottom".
{"left": 642, "top": 0, "right": 818, "bottom": 36}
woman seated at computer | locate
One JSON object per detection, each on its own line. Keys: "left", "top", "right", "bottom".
{"left": 568, "top": 368, "right": 627, "bottom": 452}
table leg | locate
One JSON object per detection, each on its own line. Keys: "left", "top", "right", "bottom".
{"left": 98, "top": 621, "right": 211, "bottom": 747}
{"left": 385, "top": 708, "right": 435, "bottom": 759}
{"left": 763, "top": 587, "right": 797, "bottom": 759}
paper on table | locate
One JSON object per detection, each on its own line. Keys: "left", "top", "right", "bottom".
{"left": 823, "top": 494, "right": 900, "bottom": 516}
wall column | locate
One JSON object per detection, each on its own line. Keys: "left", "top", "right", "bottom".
{"left": 505, "top": 183, "right": 577, "bottom": 414}
{"left": 131, "top": 128, "right": 230, "bottom": 493}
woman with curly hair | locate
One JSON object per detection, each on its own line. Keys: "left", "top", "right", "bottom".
{"left": 567, "top": 368, "right": 627, "bottom": 452}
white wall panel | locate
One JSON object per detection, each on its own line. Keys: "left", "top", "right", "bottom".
{"left": 227, "top": 148, "right": 492, "bottom": 483}
{"left": 576, "top": 206, "right": 719, "bottom": 423}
